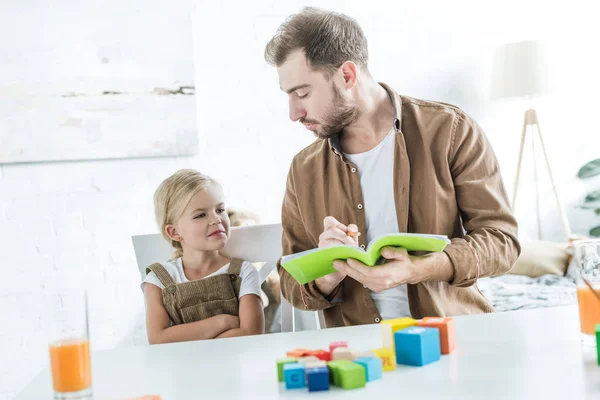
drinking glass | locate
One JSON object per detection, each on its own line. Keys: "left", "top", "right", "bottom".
{"left": 572, "top": 239, "right": 600, "bottom": 347}
{"left": 48, "top": 290, "right": 93, "bottom": 399}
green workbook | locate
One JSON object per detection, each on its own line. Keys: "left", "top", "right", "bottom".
{"left": 281, "top": 232, "right": 451, "bottom": 285}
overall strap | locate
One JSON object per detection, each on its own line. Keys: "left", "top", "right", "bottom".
{"left": 227, "top": 258, "right": 243, "bottom": 276}
{"left": 146, "top": 263, "right": 177, "bottom": 287}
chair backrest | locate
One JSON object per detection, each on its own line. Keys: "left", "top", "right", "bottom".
{"left": 131, "top": 222, "right": 322, "bottom": 332}
{"left": 131, "top": 223, "right": 283, "bottom": 283}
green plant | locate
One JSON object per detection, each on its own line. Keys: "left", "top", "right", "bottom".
{"left": 578, "top": 158, "right": 600, "bottom": 237}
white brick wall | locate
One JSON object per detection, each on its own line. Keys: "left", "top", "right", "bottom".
{"left": 2, "top": 0, "right": 600, "bottom": 398}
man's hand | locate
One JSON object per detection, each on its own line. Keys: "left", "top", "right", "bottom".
{"left": 318, "top": 216, "right": 359, "bottom": 248}
{"left": 314, "top": 216, "right": 360, "bottom": 296}
{"left": 332, "top": 247, "right": 454, "bottom": 292}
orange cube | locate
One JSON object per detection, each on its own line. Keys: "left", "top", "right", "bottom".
{"left": 124, "top": 397, "right": 162, "bottom": 400}
{"left": 286, "top": 348, "right": 312, "bottom": 358}
{"left": 418, "top": 317, "right": 456, "bottom": 354}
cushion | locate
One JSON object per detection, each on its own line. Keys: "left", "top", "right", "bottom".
{"left": 507, "top": 240, "right": 571, "bottom": 277}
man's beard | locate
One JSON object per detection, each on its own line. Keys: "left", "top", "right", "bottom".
{"left": 301, "top": 83, "right": 361, "bottom": 140}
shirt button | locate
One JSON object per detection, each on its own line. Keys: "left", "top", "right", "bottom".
{"left": 357, "top": 204, "right": 363, "bottom": 210}
{"left": 360, "top": 244, "right": 366, "bottom": 249}
{"left": 351, "top": 167, "right": 357, "bottom": 173}
{"left": 375, "top": 317, "right": 381, "bottom": 323}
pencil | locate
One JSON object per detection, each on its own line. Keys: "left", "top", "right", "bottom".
{"left": 346, "top": 230, "right": 361, "bottom": 238}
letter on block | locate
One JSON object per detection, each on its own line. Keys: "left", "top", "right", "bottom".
{"left": 380, "top": 317, "right": 417, "bottom": 351}
{"left": 418, "top": 317, "right": 456, "bottom": 354}
{"left": 306, "top": 366, "right": 330, "bottom": 392}
{"left": 331, "top": 347, "right": 356, "bottom": 361}
{"left": 394, "top": 327, "right": 441, "bottom": 367}
{"left": 337, "top": 362, "right": 366, "bottom": 390}
{"left": 329, "top": 341, "right": 348, "bottom": 353}
{"left": 276, "top": 357, "right": 297, "bottom": 382}
{"left": 354, "top": 356, "right": 383, "bottom": 382}
{"left": 283, "top": 363, "right": 305, "bottom": 389}
{"left": 371, "top": 348, "right": 396, "bottom": 371}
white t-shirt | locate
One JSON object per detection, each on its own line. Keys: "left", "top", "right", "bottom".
{"left": 141, "top": 258, "right": 262, "bottom": 301}
{"left": 344, "top": 128, "right": 411, "bottom": 320}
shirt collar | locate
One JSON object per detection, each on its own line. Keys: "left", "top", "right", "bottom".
{"left": 328, "top": 82, "right": 402, "bottom": 155}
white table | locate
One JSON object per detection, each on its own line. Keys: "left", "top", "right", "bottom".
{"left": 18, "top": 305, "right": 599, "bottom": 399}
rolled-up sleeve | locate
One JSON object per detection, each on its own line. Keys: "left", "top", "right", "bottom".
{"left": 277, "top": 161, "right": 342, "bottom": 310}
{"left": 443, "top": 111, "right": 521, "bottom": 287}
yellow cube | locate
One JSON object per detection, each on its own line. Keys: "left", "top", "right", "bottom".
{"left": 371, "top": 348, "right": 396, "bottom": 372}
{"left": 380, "top": 317, "right": 417, "bottom": 350}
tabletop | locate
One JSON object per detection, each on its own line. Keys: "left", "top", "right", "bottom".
{"left": 17, "top": 305, "right": 599, "bottom": 399}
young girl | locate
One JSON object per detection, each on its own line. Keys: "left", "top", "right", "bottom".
{"left": 142, "top": 169, "right": 265, "bottom": 344}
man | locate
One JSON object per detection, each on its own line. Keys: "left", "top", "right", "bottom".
{"left": 264, "top": 7, "right": 520, "bottom": 327}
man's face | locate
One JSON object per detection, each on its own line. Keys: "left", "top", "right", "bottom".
{"left": 277, "top": 49, "right": 360, "bottom": 139}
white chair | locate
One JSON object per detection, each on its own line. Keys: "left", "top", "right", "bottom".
{"left": 131, "top": 223, "right": 324, "bottom": 332}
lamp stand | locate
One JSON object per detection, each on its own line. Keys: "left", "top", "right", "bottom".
{"left": 511, "top": 109, "right": 572, "bottom": 241}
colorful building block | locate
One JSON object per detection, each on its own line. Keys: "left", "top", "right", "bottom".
{"left": 394, "top": 327, "right": 441, "bottom": 366}
{"left": 354, "top": 356, "right": 383, "bottom": 382}
{"left": 354, "top": 350, "right": 376, "bottom": 359}
{"left": 380, "top": 317, "right": 417, "bottom": 351}
{"left": 304, "top": 360, "right": 327, "bottom": 369}
{"left": 286, "top": 348, "right": 312, "bottom": 358}
{"left": 596, "top": 324, "right": 600, "bottom": 365}
{"left": 371, "top": 348, "right": 396, "bottom": 371}
{"left": 418, "top": 317, "right": 456, "bottom": 354}
{"left": 306, "top": 366, "right": 330, "bottom": 392}
{"left": 276, "top": 357, "right": 297, "bottom": 382}
{"left": 283, "top": 363, "right": 305, "bottom": 389}
{"left": 125, "top": 397, "right": 162, "bottom": 400}
{"left": 327, "top": 360, "right": 354, "bottom": 386}
{"left": 337, "top": 361, "right": 366, "bottom": 390}
{"left": 297, "top": 356, "right": 320, "bottom": 364}
{"left": 306, "top": 349, "right": 332, "bottom": 361}
{"left": 329, "top": 341, "right": 348, "bottom": 353}
{"left": 331, "top": 347, "right": 357, "bottom": 361}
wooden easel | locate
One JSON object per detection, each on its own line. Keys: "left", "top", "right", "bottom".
{"left": 511, "top": 109, "right": 572, "bottom": 240}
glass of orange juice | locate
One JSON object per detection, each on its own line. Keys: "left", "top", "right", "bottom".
{"left": 572, "top": 239, "right": 600, "bottom": 347}
{"left": 48, "top": 290, "right": 93, "bottom": 399}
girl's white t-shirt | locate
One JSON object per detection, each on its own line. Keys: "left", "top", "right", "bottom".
{"left": 141, "top": 258, "right": 262, "bottom": 301}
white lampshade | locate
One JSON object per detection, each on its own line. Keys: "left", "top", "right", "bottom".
{"left": 490, "top": 40, "right": 549, "bottom": 99}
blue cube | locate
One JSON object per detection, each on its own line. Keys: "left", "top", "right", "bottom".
{"left": 306, "top": 366, "right": 330, "bottom": 392}
{"left": 283, "top": 363, "right": 305, "bottom": 389}
{"left": 394, "top": 326, "right": 441, "bottom": 366}
{"left": 353, "top": 357, "right": 383, "bottom": 381}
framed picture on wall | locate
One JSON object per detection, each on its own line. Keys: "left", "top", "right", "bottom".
{"left": 0, "top": 2, "right": 199, "bottom": 164}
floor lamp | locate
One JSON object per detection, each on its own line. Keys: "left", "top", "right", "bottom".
{"left": 491, "top": 40, "right": 572, "bottom": 241}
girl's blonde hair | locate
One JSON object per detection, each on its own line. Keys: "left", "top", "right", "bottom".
{"left": 153, "top": 169, "right": 218, "bottom": 259}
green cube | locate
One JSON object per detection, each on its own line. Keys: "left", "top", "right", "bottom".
{"left": 337, "top": 362, "right": 366, "bottom": 390}
{"left": 596, "top": 324, "right": 600, "bottom": 365}
{"left": 327, "top": 360, "right": 353, "bottom": 386}
{"left": 277, "top": 357, "right": 297, "bottom": 382}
